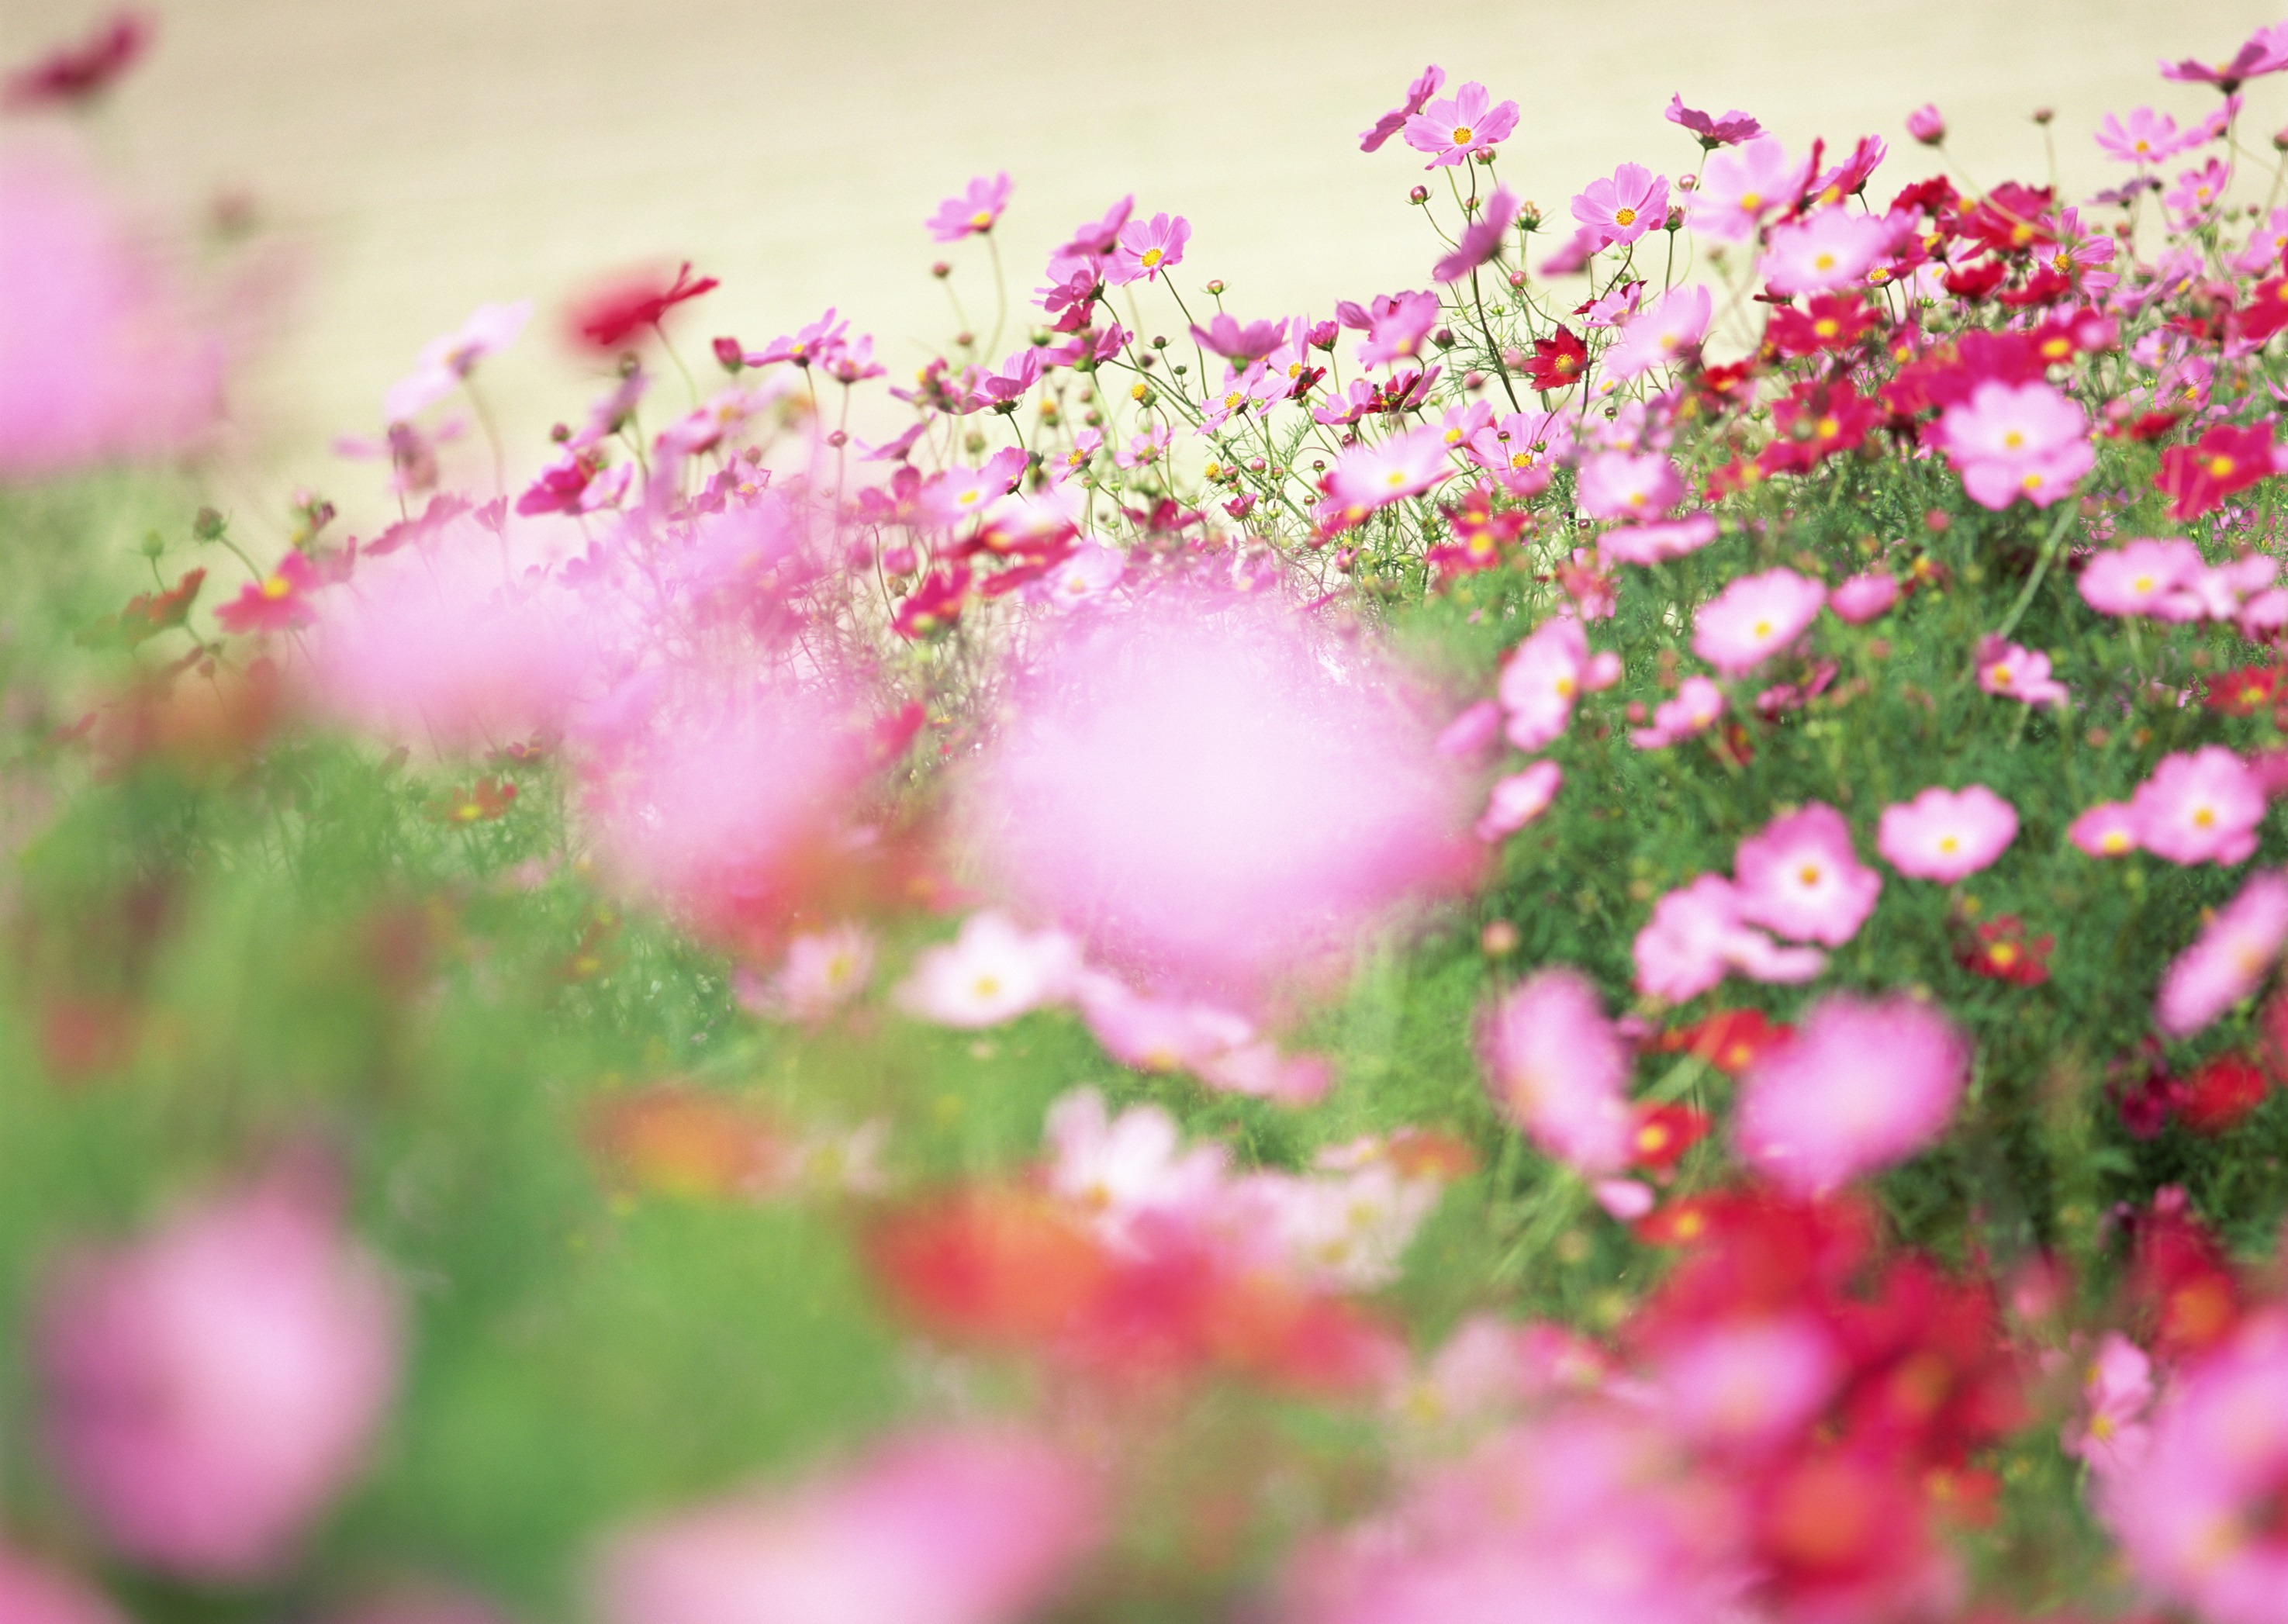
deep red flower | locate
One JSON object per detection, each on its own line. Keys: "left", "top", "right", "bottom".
{"left": 566, "top": 262, "right": 721, "bottom": 351}
{"left": 1940, "top": 258, "right": 2007, "bottom": 302}
{"left": 1521, "top": 325, "right": 1588, "bottom": 390}
{"left": 3, "top": 11, "right": 150, "bottom": 110}
{"left": 2204, "top": 663, "right": 2283, "bottom": 717}
{"left": 1955, "top": 914, "right": 2053, "bottom": 986}
{"left": 1958, "top": 182, "right": 2056, "bottom": 255}
{"left": 1650, "top": 1007, "right": 1793, "bottom": 1075}
{"left": 2234, "top": 275, "right": 2288, "bottom": 344}
{"left": 2179, "top": 1054, "right": 2272, "bottom": 1134}
{"left": 1757, "top": 380, "right": 1882, "bottom": 474}
{"left": 2155, "top": 421, "right": 2276, "bottom": 521}
{"left": 1764, "top": 293, "right": 1878, "bottom": 358}
{"left": 1626, "top": 1103, "right": 1711, "bottom": 1173}
{"left": 2126, "top": 1191, "right": 2241, "bottom": 1359}
{"left": 892, "top": 564, "right": 973, "bottom": 638}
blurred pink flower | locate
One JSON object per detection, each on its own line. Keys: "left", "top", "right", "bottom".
{"left": 0, "top": 1546, "right": 126, "bottom": 1624}
{"left": 1876, "top": 784, "right": 2020, "bottom": 883}
{"left": 1318, "top": 423, "right": 1451, "bottom": 527}
{"left": 926, "top": 173, "right": 1012, "bottom": 243}
{"left": 0, "top": 149, "right": 226, "bottom": 480}
{"left": 1688, "top": 136, "right": 1803, "bottom": 241}
{"left": 1735, "top": 993, "right": 1970, "bottom": 1194}
{"left": 1571, "top": 163, "right": 1668, "bottom": 248}
{"left": 38, "top": 1175, "right": 401, "bottom": 1581}
{"left": 738, "top": 924, "right": 876, "bottom": 1024}
{"left": 1976, "top": 636, "right": 2069, "bottom": 707}
{"left": 1761, "top": 208, "right": 1891, "bottom": 295}
{"left": 2069, "top": 801, "right": 2141, "bottom": 857}
{"left": 962, "top": 598, "right": 1471, "bottom": 998}
{"left": 1497, "top": 615, "right": 1595, "bottom": 751}
{"left": 1478, "top": 968, "right": 1632, "bottom": 1175}
{"left": 2100, "top": 1311, "right": 2288, "bottom": 1624}
{"left": 896, "top": 911, "right": 1080, "bottom": 1029}
{"left": 2156, "top": 869, "right": 2288, "bottom": 1037}
{"left": 1360, "top": 64, "right": 1444, "bottom": 154}
{"left": 1402, "top": 80, "right": 1519, "bottom": 168}
{"left": 215, "top": 549, "right": 324, "bottom": 635}
{"left": 1632, "top": 872, "right": 1825, "bottom": 1001}
{"left": 1828, "top": 571, "right": 1899, "bottom": 624}
{"left": 2130, "top": 746, "right": 2266, "bottom": 865}
{"left": 1576, "top": 449, "right": 1682, "bottom": 520}
{"left": 1630, "top": 675, "right": 1726, "bottom": 750}
{"left": 1691, "top": 567, "right": 1826, "bottom": 677}
{"left": 597, "top": 1425, "right": 1101, "bottom": 1624}
{"left": 1933, "top": 380, "right": 2093, "bottom": 510}
{"left": 1072, "top": 972, "right": 1253, "bottom": 1076}
{"left": 2096, "top": 107, "right": 2195, "bottom": 165}
{"left": 1357, "top": 290, "right": 1442, "bottom": 368}
{"left": 1599, "top": 512, "right": 1717, "bottom": 566}
{"left": 1654, "top": 1313, "right": 1843, "bottom": 1453}
{"left": 1045, "top": 1086, "right": 1229, "bottom": 1251}
{"left": 2062, "top": 1332, "right": 2154, "bottom": 1478}
{"left": 1475, "top": 761, "right": 1562, "bottom": 842}
{"left": 1433, "top": 186, "right": 1521, "bottom": 282}
{"left": 1602, "top": 285, "right": 1711, "bottom": 379}
{"left": 1733, "top": 802, "right": 1880, "bottom": 946}
{"left": 2078, "top": 538, "right": 2207, "bottom": 619}
{"left": 383, "top": 299, "right": 530, "bottom": 423}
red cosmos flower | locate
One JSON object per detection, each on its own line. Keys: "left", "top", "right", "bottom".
{"left": 2203, "top": 662, "right": 2283, "bottom": 717}
{"left": 567, "top": 262, "right": 720, "bottom": 351}
{"left": 891, "top": 564, "right": 972, "bottom": 639}
{"left": 1626, "top": 1103, "right": 1710, "bottom": 1173}
{"left": 1650, "top": 1007, "right": 1792, "bottom": 1075}
{"left": 77, "top": 568, "right": 206, "bottom": 651}
{"left": 1521, "top": 325, "right": 1588, "bottom": 391}
{"left": 214, "top": 552, "right": 321, "bottom": 635}
{"left": 430, "top": 777, "right": 518, "bottom": 825}
{"left": 2179, "top": 1054, "right": 2272, "bottom": 1133}
{"left": 1426, "top": 482, "right": 1529, "bottom": 576}
{"left": 2127, "top": 1190, "right": 2241, "bottom": 1359}
{"left": 3, "top": 11, "right": 150, "bottom": 110}
{"left": 1958, "top": 181, "right": 2056, "bottom": 255}
{"left": 2156, "top": 421, "right": 2276, "bottom": 520}
{"left": 1955, "top": 914, "right": 2053, "bottom": 986}
{"left": 2234, "top": 274, "right": 2288, "bottom": 344}
{"left": 1764, "top": 293, "right": 1877, "bottom": 357}
{"left": 1940, "top": 258, "right": 2006, "bottom": 302}
{"left": 1757, "top": 380, "right": 1882, "bottom": 475}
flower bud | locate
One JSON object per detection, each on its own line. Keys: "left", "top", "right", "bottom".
{"left": 1408, "top": 185, "right": 1429, "bottom": 206}
{"left": 1906, "top": 103, "right": 1946, "bottom": 145}
{"left": 710, "top": 337, "right": 744, "bottom": 372}
{"left": 931, "top": 261, "right": 952, "bottom": 278}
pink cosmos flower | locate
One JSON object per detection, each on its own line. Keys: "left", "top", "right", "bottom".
{"left": 1599, "top": 512, "right": 1717, "bottom": 566}
{"left": 1476, "top": 760, "right": 1562, "bottom": 841}
{"left": 2130, "top": 746, "right": 2266, "bottom": 866}
{"left": 1905, "top": 104, "right": 1946, "bottom": 144}
{"left": 925, "top": 173, "right": 1012, "bottom": 243}
{"left": 2157, "top": 869, "right": 2288, "bottom": 1037}
{"left": 1478, "top": 969, "right": 1632, "bottom": 1175}
{"left": 1575, "top": 449, "right": 1683, "bottom": 520}
{"left": 2062, "top": 1332, "right": 2155, "bottom": 1479}
{"left": 383, "top": 300, "right": 531, "bottom": 422}
{"left": 2070, "top": 802, "right": 2142, "bottom": 858}
{"left": 1733, "top": 802, "right": 1882, "bottom": 946}
{"left": 596, "top": 1425, "right": 1101, "bottom": 1624}
{"left": 2079, "top": 538, "right": 2208, "bottom": 619}
{"left": 1631, "top": 675, "right": 1726, "bottom": 750}
{"left": 1632, "top": 872, "right": 1826, "bottom": 1000}
{"left": 962, "top": 598, "right": 1471, "bottom": 998}
{"left": 0, "top": 149, "right": 227, "bottom": 479}
{"left": 895, "top": 911, "right": 1080, "bottom": 1029}
{"left": 1976, "top": 637, "right": 2070, "bottom": 707}
{"left": 1829, "top": 572, "right": 1899, "bottom": 624}
{"left": 1602, "top": 285, "right": 1712, "bottom": 380}
{"left": 1433, "top": 186, "right": 1521, "bottom": 282}
{"left": 1571, "top": 163, "right": 1668, "bottom": 249}
{"left": 216, "top": 549, "right": 323, "bottom": 635}
{"left": 1045, "top": 1086, "right": 1229, "bottom": 1249}
{"left": 1735, "top": 993, "right": 1971, "bottom": 1195}
{"left": 1688, "top": 136, "right": 1803, "bottom": 242}
{"left": 1690, "top": 568, "right": 1826, "bottom": 677}
{"left": 1665, "top": 96, "right": 1764, "bottom": 149}
{"left": 1071, "top": 974, "right": 1253, "bottom": 1083}
{"left": 1498, "top": 615, "right": 1605, "bottom": 752}
{"left": 1360, "top": 64, "right": 1444, "bottom": 154}
{"left": 2096, "top": 107, "right": 2196, "bottom": 165}
{"left": 740, "top": 924, "right": 876, "bottom": 1024}
{"left": 1934, "top": 379, "right": 2093, "bottom": 510}
{"left": 1111, "top": 213, "right": 1190, "bottom": 285}
{"left": 0, "top": 1546, "right": 126, "bottom": 1624}
{"left": 1356, "top": 289, "right": 1442, "bottom": 367}
{"left": 1654, "top": 1314, "right": 1844, "bottom": 1453}
{"left": 1317, "top": 424, "right": 1452, "bottom": 528}
{"left": 1877, "top": 784, "right": 2020, "bottom": 883}
{"left": 38, "top": 1175, "right": 402, "bottom": 1581}
{"left": 1402, "top": 80, "right": 1520, "bottom": 168}
{"left": 2100, "top": 1310, "right": 2288, "bottom": 1624}
{"left": 1033, "top": 541, "right": 1125, "bottom": 607}
{"left": 1760, "top": 208, "right": 1892, "bottom": 294}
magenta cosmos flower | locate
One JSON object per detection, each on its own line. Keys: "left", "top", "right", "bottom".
{"left": 1736, "top": 993, "right": 1971, "bottom": 1195}
{"left": 37, "top": 1177, "right": 402, "bottom": 1582}
{"left": 925, "top": 173, "right": 1012, "bottom": 243}
{"left": 2157, "top": 867, "right": 2288, "bottom": 1037}
{"left": 1318, "top": 423, "right": 1453, "bottom": 529}
{"left": 1976, "top": 637, "right": 2069, "bottom": 707}
{"left": 1478, "top": 969, "right": 1631, "bottom": 1177}
{"left": 1571, "top": 163, "right": 1668, "bottom": 248}
{"left": 2078, "top": 537, "right": 2207, "bottom": 619}
{"left": 1688, "top": 136, "right": 1804, "bottom": 242}
{"left": 2129, "top": 746, "right": 2266, "bottom": 866}
{"left": 1934, "top": 379, "right": 2094, "bottom": 510}
{"left": 1828, "top": 571, "right": 1899, "bottom": 624}
{"left": 596, "top": 1425, "right": 1102, "bottom": 1624}
{"left": 1733, "top": 802, "right": 1881, "bottom": 946}
{"left": 1602, "top": 285, "right": 1712, "bottom": 381}
{"left": 1690, "top": 568, "right": 1826, "bottom": 677}
{"left": 2070, "top": 801, "right": 2141, "bottom": 858}
{"left": 1876, "top": 784, "right": 2020, "bottom": 883}
{"left": 1402, "top": 80, "right": 1520, "bottom": 168}
{"left": 1111, "top": 212, "right": 1190, "bottom": 285}
{"left": 1360, "top": 64, "right": 1444, "bottom": 154}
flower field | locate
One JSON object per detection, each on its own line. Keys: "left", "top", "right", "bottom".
{"left": 11, "top": 9, "right": 2288, "bottom": 1624}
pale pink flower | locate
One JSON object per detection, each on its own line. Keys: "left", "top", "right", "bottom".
{"left": 1630, "top": 675, "right": 1726, "bottom": 749}
{"left": 895, "top": 911, "right": 1079, "bottom": 1028}
{"left": 1933, "top": 379, "right": 2094, "bottom": 510}
{"left": 1877, "top": 784, "right": 2020, "bottom": 883}
{"left": 1497, "top": 615, "right": 1594, "bottom": 750}
{"left": 1571, "top": 163, "right": 1669, "bottom": 248}
{"left": 1654, "top": 1314, "right": 1843, "bottom": 1453}
{"left": 1476, "top": 760, "right": 1563, "bottom": 841}
{"left": 2100, "top": 1311, "right": 2288, "bottom": 1624}
{"left": 1760, "top": 208, "right": 1892, "bottom": 294}
{"left": 1194, "top": 1040, "right": 1332, "bottom": 1105}
{"left": 1318, "top": 423, "right": 1451, "bottom": 527}
{"left": 383, "top": 299, "right": 531, "bottom": 422}
{"left": 1691, "top": 568, "right": 1826, "bottom": 676}
{"left": 1976, "top": 637, "right": 2070, "bottom": 707}
{"left": 596, "top": 1425, "right": 1101, "bottom": 1624}
{"left": 38, "top": 1176, "right": 402, "bottom": 1581}
{"left": 1045, "top": 1086, "right": 1229, "bottom": 1250}
{"left": 2079, "top": 537, "right": 2207, "bottom": 619}
{"left": 963, "top": 599, "right": 1471, "bottom": 997}
{"left": 1735, "top": 993, "right": 1971, "bottom": 1194}
{"left": 740, "top": 924, "right": 875, "bottom": 1022}
{"left": 1602, "top": 285, "right": 1711, "bottom": 379}
{"left": 1632, "top": 872, "right": 1825, "bottom": 1001}
{"left": 1032, "top": 540, "right": 1125, "bottom": 607}
{"left": 1356, "top": 289, "right": 1442, "bottom": 368}
{"left": 1435, "top": 699, "right": 1503, "bottom": 761}
{"left": 1600, "top": 512, "right": 1717, "bottom": 566}
{"left": 2069, "top": 801, "right": 2142, "bottom": 858}
{"left": 1071, "top": 971, "right": 1254, "bottom": 1076}
{"left": 1478, "top": 969, "right": 1632, "bottom": 1175}
{"left": 925, "top": 173, "right": 1013, "bottom": 243}
{"left": 1402, "top": 80, "right": 1521, "bottom": 168}
{"left": 2157, "top": 869, "right": 2288, "bottom": 1036}
{"left": 1575, "top": 449, "right": 1683, "bottom": 520}
{"left": 2130, "top": 746, "right": 2266, "bottom": 865}
{"left": 1733, "top": 802, "right": 1881, "bottom": 946}
{"left": 2062, "top": 1332, "right": 2154, "bottom": 1478}
{"left": 1689, "top": 136, "right": 1804, "bottom": 242}
{"left": 1230, "top": 1159, "right": 1442, "bottom": 1291}
{"left": 1828, "top": 572, "right": 1899, "bottom": 624}
{"left": 2096, "top": 107, "right": 2193, "bottom": 165}
{"left": 0, "top": 1546, "right": 126, "bottom": 1624}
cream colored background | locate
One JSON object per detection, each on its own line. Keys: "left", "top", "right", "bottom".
{"left": 2, "top": 0, "right": 2283, "bottom": 526}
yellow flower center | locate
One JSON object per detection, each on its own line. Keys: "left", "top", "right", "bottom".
{"left": 261, "top": 574, "right": 293, "bottom": 599}
{"left": 1797, "top": 864, "right": 1822, "bottom": 886}
{"left": 1452, "top": 125, "right": 1475, "bottom": 145}
{"left": 1615, "top": 206, "right": 1638, "bottom": 227}
{"left": 1753, "top": 618, "right": 1773, "bottom": 638}
{"left": 1141, "top": 247, "right": 1163, "bottom": 268}
{"left": 2101, "top": 830, "right": 2131, "bottom": 853}
{"left": 2210, "top": 454, "right": 2238, "bottom": 479}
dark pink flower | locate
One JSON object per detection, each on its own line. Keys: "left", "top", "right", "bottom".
{"left": 1111, "top": 213, "right": 1190, "bottom": 285}
{"left": 0, "top": 1546, "right": 125, "bottom": 1624}
{"left": 1664, "top": 95, "right": 1764, "bottom": 149}
{"left": 1433, "top": 186, "right": 1520, "bottom": 282}
{"left": 1056, "top": 195, "right": 1134, "bottom": 257}
{"left": 3, "top": 11, "right": 150, "bottom": 110}
{"left": 215, "top": 550, "right": 323, "bottom": 635}
{"left": 1360, "top": 64, "right": 1444, "bottom": 154}
{"left": 926, "top": 173, "right": 1013, "bottom": 243}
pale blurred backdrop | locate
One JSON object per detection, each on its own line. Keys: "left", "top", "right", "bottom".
{"left": 2, "top": 0, "right": 2282, "bottom": 520}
